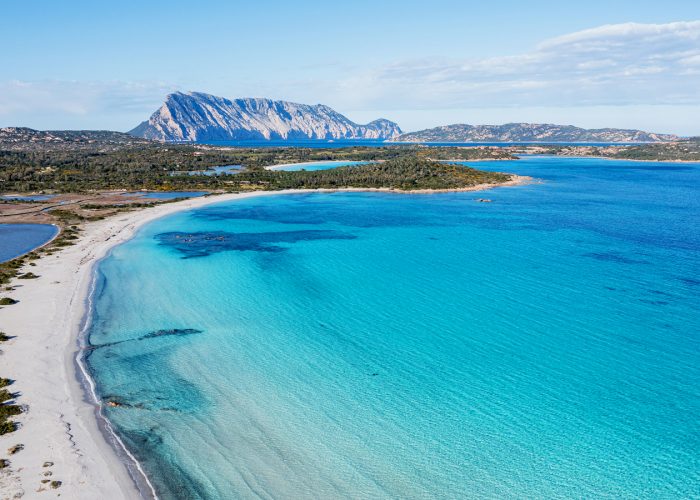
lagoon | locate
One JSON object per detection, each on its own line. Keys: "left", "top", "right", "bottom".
{"left": 266, "top": 160, "right": 373, "bottom": 171}
{"left": 0, "top": 223, "right": 59, "bottom": 262}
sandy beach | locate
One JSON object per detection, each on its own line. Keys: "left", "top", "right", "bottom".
{"left": 0, "top": 180, "right": 529, "bottom": 499}
{"left": 0, "top": 191, "right": 303, "bottom": 499}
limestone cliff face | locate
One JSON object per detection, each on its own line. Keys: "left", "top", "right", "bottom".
{"left": 396, "top": 123, "right": 679, "bottom": 143}
{"left": 129, "top": 92, "right": 402, "bottom": 141}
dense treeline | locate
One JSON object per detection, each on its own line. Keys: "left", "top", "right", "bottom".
{"left": 606, "top": 139, "right": 700, "bottom": 161}
{"left": 236, "top": 156, "right": 511, "bottom": 191}
{"left": 0, "top": 143, "right": 513, "bottom": 192}
{"left": 527, "top": 138, "right": 700, "bottom": 162}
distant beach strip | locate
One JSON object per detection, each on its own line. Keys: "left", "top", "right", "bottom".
{"left": 265, "top": 160, "right": 373, "bottom": 171}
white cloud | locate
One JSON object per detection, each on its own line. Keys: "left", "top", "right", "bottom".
{"left": 1, "top": 21, "right": 698, "bottom": 133}
{"left": 334, "top": 21, "right": 700, "bottom": 110}
{"left": 0, "top": 80, "right": 177, "bottom": 130}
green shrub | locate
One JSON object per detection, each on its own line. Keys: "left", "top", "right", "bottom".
{"left": 0, "top": 390, "right": 16, "bottom": 403}
{"left": 0, "top": 404, "right": 21, "bottom": 418}
{"left": 0, "top": 420, "right": 17, "bottom": 435}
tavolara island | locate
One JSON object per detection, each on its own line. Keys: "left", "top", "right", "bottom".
{"left": 396, "top": 123, "right": 680, "bottom": 143}
{"left": 130, "top": 91, "right": 402, "bottom": 142}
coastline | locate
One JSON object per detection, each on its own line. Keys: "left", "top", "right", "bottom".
{"left": 0, "top": 180, "right": 528, "bottom": 498}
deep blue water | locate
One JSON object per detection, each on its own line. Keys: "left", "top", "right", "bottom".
{"left": 0, "top": 223, "right": 58, "bottom": 262}
{"left": 87, "top": 156, "right": 699, "bottom": 499}
{"left": 121, "top": 191, "right": 209, "bottom": 200}
{"left": 195, "top": 139, "right": 643, "bottom": 149}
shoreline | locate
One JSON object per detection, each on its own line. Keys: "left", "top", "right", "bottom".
{"left": 0, "top": 181, "right": 527, "bottom": 498}
{"left": 0, "top": 191, "right": 296, "bottom": 498}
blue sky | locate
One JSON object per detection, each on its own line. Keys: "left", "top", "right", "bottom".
{"left": 2, "top": 0, "right": 699, "bottom": 134}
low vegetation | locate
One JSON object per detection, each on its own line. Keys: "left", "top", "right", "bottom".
{"left": 238, "top": 156, "right": 511, "bottom": 191}
{"left": 519, "top": 138, "right": 700, "bottom": 162}
{"left": 0, "top": 136, "right": 514, "bottom": 192}
{"left": 0, "top": 385, "right": 20, "bottom": 435}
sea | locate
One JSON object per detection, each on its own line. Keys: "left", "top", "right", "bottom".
{"left": 84, "top": 156, "right": 699, "bottom": 499}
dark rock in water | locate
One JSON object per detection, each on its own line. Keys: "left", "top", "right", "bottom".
{"left": 678, "top": 276, "right": 700, "bottom": 286}
{"left": 141, "top": 328, "right": 202, "bottom": 339}
{"left": 156, "top": 230, "right": 357, "bottom": 258}
{"left": 639, "top": 299, "right": 669, "bottom": 306}
{"left": 103, "top": 396, "right": 146, "bottom": 410}
{"left": 87, "top": 328, "right": 203, "bottom": 352}
{"left": 583, "top": 252, "right": 648, "bottom": 265}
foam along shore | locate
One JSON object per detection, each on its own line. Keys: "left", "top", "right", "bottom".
{"left": 0, "top": 180, "right": 529, "bottom": 498}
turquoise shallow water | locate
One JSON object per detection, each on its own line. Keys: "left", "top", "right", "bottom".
{"left": 86, "top": 156, "right": 699, "bottom": 499}
{"left": 269, "top": 160, "right": 371, "bottom": 171}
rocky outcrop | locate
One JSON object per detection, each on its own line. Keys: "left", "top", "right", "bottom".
{"left": 129, "top": 92, "right": 402, "bottom": 141}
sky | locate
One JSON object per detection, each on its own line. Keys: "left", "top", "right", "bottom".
{"left": 1, "top": 0, "right": 699, "bottom": 135}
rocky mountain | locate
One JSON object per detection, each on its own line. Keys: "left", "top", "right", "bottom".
{"left": 396, "top": 123, "right": 679, "bottom": 143}
{"left": 130, "top": 92, "right": 402, "bottom": 142}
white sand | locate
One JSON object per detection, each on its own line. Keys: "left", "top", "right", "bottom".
{"left": 0, "top": 180, "right": 530, "bottom": 498}
{"left": 0, "top": 191, "right": 299, "bottom": 499}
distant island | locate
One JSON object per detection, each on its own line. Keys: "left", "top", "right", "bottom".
{"left": 126, "top": 92, "right": 681, "bottom": 145}
{"left": 396, "top": 123, "right": 679, "bottom": 143}
{"left": 129, "top": 92, "right": 402, "bottom": 142}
